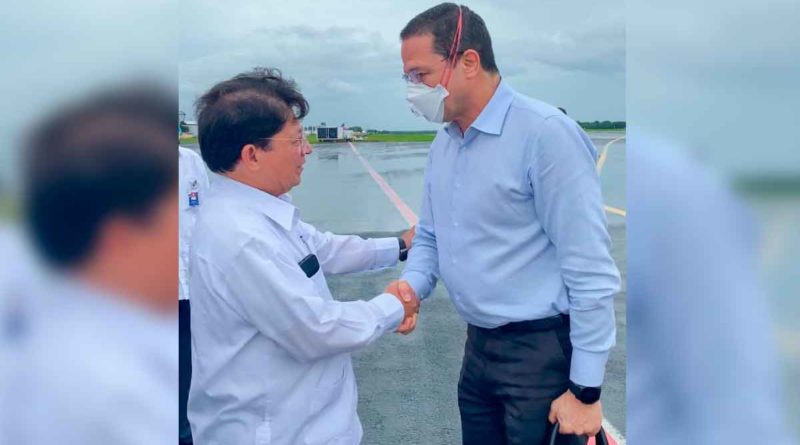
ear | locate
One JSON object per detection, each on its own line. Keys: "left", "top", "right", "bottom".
{"left": 461, "top": 49, "right": 482, "bottom": 79}
{"left": 239, "top": 144, "right": 262, "bottom": 171}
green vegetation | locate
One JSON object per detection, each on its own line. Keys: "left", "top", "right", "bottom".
{"left": 579, "top": 121, "right": 626, "bottom": 130}
{"left": 361, "top": 132, "right": 436, "bottom": 142}
{"left": 181, "top": 124, "right": 623, "bottom": 148}
{"left": 180, "top": 135, "right": 198, "bottom": 145}
{"left": 0, "top": 195, "right": 18, "bottom": 220}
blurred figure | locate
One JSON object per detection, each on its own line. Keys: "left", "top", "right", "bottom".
{"left": 627, "top": 0, "right": 799, "bottom": 442}
{"left": 0, "top": 223, "right": 42, "bottom": 444}
{"left": 1, "top": 84, "right": 178, "bottom": 444}
{"left": 178, "top": 145, "right": 209, "bottom": 445}
{"left": 627, "top": 138, "right": 793, "bottom": 445}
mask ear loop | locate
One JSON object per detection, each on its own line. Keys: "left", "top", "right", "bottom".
{"left": 441, "top": 5, "right": 464, "bottom": 88}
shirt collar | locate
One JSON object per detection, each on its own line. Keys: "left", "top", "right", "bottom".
{"left": 448, "top": 77, "right": 514, "bottom": 137}
{"left": 212, "top": 173, "right": 298, "bottom": 231}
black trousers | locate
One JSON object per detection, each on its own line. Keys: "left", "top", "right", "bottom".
{"left": 179, "top": 299, "right": 193, "bottom": 445}
{"left": 458, "top": 315, "right": 586, "bottom": 445}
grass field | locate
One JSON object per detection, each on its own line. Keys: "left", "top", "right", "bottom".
{"left": 360, "top": 133, "right": 435, "bottom": 142}
{"left": 180, "top": 128, "right": 622, "bottom": 147}
{"left": 179, "top": 135, "right": 198, "bottom": 145}
{"left": 0, "top": 195, "right": 18, "bottom": 220}
{"left": 306, "top": 133, "right": 436, "bottom": 144}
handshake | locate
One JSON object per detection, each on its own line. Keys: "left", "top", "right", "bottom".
{"left": 384, "top": 280, "right": 419, "bottom": 335}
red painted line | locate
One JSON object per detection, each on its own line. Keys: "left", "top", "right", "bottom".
{"left": 348, "top": 142, "right": 418, "bottom": 226}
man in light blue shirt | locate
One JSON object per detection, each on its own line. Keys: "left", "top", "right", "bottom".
{"left": 399, "top": 4, "right": 620, "bottom": 443}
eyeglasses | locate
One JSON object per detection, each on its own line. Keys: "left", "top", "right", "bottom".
{"left": 257, "top": 134, "right": 311, "bottom": 154}
{"left": 401, "top": 53, "right": 464, "bottom": 85}
{"left": 402, "top": 69, "right": 427, "bottom": 84}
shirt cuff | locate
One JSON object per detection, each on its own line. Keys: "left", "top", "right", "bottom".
{"left": 400, "top": 270, "right": 432, "bottom": 301}
{"left": 369, "top": 292, "right": 404, "bottom": 333}
{"left": 372, "top": 237, "right": 400, "bottom": 269}
{"left": 569, "top": 348, "right": 610, "bottom": 387}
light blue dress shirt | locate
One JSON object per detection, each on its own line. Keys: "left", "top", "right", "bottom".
{"left": 401, "top": 79, "right": 620, "bottom": 386}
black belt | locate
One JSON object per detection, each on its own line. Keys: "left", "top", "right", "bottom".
{"left": 472, "top": 314, "right": 569, "bottom": 334}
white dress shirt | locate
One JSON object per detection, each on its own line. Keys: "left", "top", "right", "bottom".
{"left": 188, "top": 174, "right": 404, "bottom": 445}
{"left": 179, "top": 146, "right": 210, "bottom": 301}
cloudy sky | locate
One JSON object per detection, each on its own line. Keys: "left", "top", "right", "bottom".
{"left": 179, "top": 0, "right": 625, "bottom": 130}
{"left": 628, "top": 0, "right": 800, "bottom": 177}
{"left": 0, "top": 0, "right": 176, "bottom": 192}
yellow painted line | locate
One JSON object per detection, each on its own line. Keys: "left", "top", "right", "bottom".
{"left": 596, "top": 136, "right": 625, "bottom": 174}
{"left": 596, "top": 136, "right": 627, "bottom": 217}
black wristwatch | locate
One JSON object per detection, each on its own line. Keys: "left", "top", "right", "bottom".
{"left": 568, "top": 381, "right": 601, "bottom": 404}
{"left": 398, "top": 238, "right": 409, "bottom": 262}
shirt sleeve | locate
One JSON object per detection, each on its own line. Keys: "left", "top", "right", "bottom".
{"left": 400, "top": 148, "right": 439, "bottom": 300}
{"left": 220, "top": 237, "right": 405, "bottom": 363}
{"left": 528, "top": 115, "right": 621, "bottom": 386}
{"left": 298, "top": 221, "right": 399, "bottom": 275}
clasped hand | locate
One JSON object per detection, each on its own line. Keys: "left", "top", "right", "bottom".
{"left": 384, "top": 280, "right": 419, "bottom": 334}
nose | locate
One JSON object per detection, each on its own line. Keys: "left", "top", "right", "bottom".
{"left": 303, "top": 139, "right": 313, "bottom": 156}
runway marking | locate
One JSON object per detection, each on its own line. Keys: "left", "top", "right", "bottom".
{"left": 349, "top": 140, "right": 628, "bottom": 220}
{"left": 595, "top": 136, "right": 627, "bottom": 218}
{"left": 604, "top": 205, "right": 627, "bottom": 217}
{"left": 349, "top": 140, "right": 626, "bottom": 444}
{"left": 348, "top": 142, "right": 418, "bottom": 226}
{"left": 596, "top": 136, "right": 625, "bottom": 175}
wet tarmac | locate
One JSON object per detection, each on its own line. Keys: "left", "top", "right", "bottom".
{"left": 185, "top": 132, "right": 627, "bottom": 443}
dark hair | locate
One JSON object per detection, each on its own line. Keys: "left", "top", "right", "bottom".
{"left": 400, "top": 3, "right": 498, "bottom": 73}
{"left": 23, "top": 83, "right": 177, "bottom": 268}
{"left": 195, "top": 67, "right": 309, "bottom": 173}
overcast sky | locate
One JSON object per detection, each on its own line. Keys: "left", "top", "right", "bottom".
{"left": 179, "top": 0, "right": 625, "bottom": 130}
{"left": 628, "top": 0, "right": 800, "bottom": 176}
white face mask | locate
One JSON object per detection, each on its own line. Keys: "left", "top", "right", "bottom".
{"left": 406, "top": 82, "right": 450, "bottom": 124}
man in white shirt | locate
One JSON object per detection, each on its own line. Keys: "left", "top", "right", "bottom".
{"left": 188, "top": 68, "right": 418, "bottom": 445}
{"left": 178, "top": 145, "right": 209, "bottom": 445}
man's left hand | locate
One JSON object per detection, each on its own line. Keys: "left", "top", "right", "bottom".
{"left": 548, "top": 389, "right": 603, "bottom": 437}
